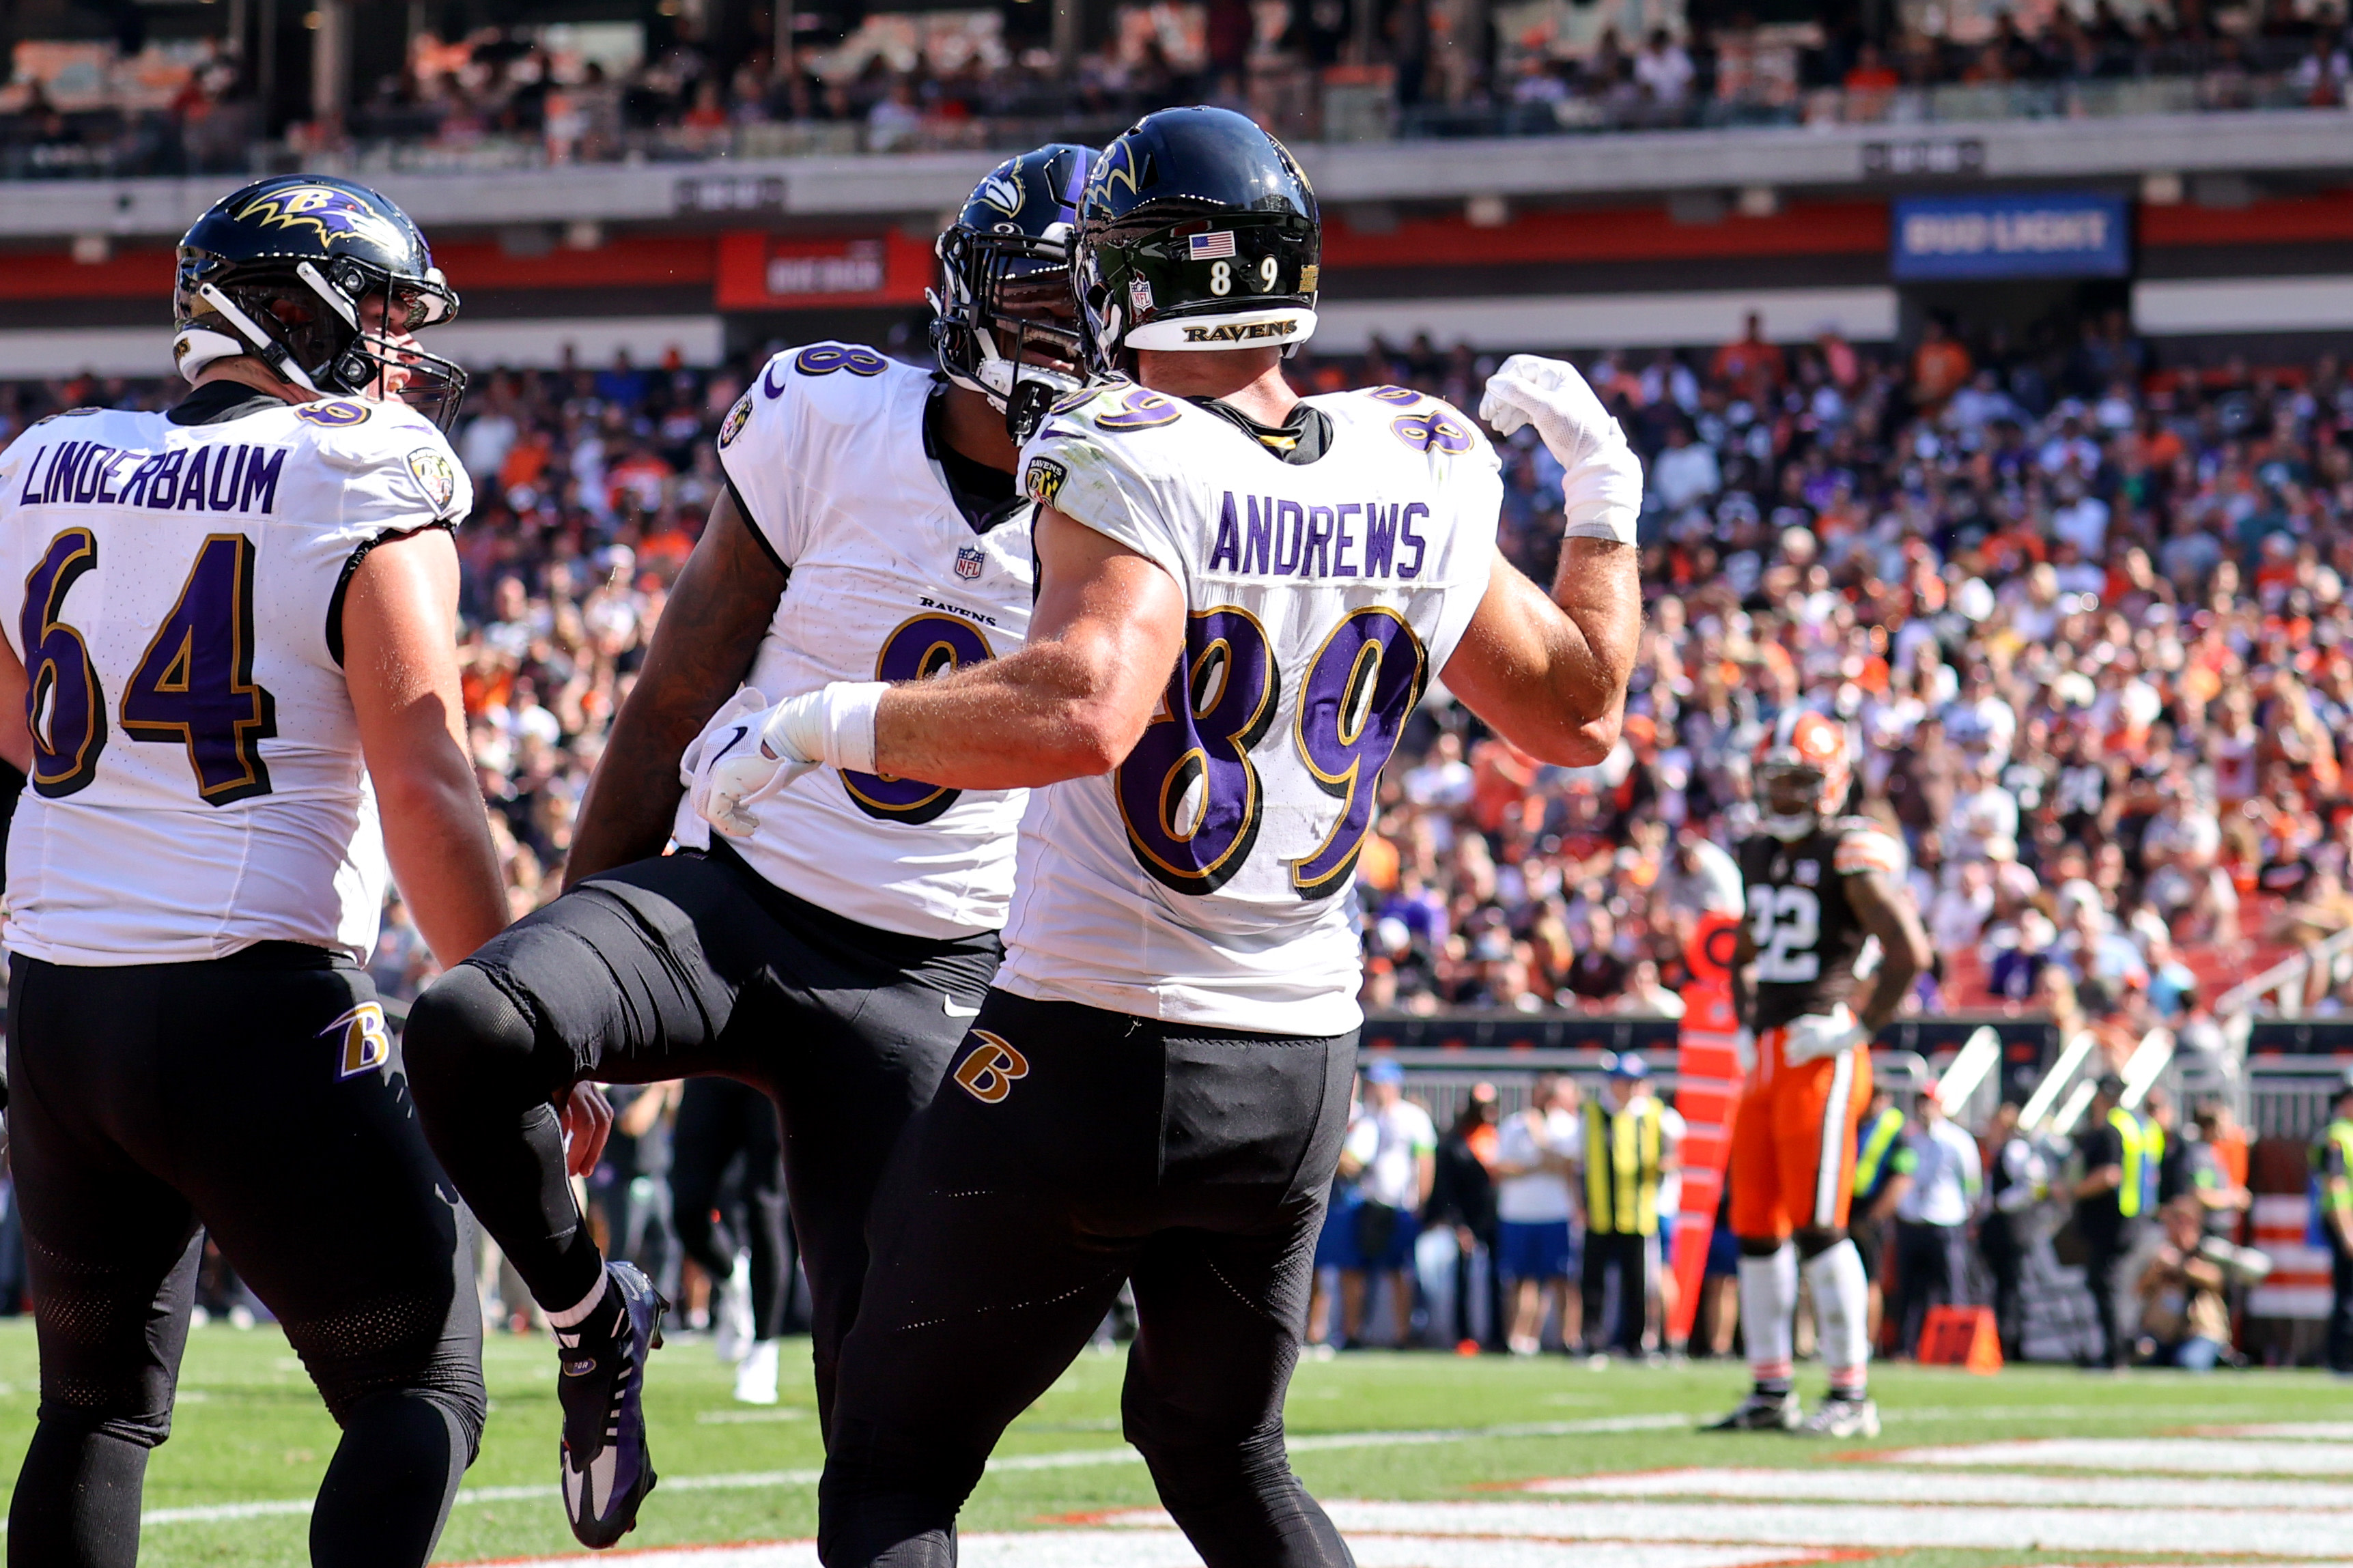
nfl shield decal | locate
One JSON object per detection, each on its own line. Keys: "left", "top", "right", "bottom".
{"left": 955, "top": 544, "right": 986, "bottom": 580}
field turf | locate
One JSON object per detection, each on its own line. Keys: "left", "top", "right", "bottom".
{"left": 0, "top": 1319, "right": 2340, "bottom": 1564}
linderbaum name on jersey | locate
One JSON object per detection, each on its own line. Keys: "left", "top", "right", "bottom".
{"left": 998, "top": 382, "right": 1502, "bottom": 1037}
{"left": 686, "top": 343, "right": 1036, "bottom": 941}
{"left": 0, "top": 396, "right": 472, "bottom": 967}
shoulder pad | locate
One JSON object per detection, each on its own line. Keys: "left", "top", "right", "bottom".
{"left": 1052, "top": 379, "right": 1189, "bottom": 434}
{"left": 757, "top": 341, "right": 898, "bottom": 401}
{"left": 1833, "top": 823, "right": 1907, "bottom": 878}
{"left": 1321, "top": 384, "right": 1490, "bottom": 461}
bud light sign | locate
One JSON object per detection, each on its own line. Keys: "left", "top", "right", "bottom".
{"left": 1891, "top": 192, "right": 2130, "bottom": 281}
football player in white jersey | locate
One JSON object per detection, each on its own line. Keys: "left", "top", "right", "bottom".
{"left": 0, "top": 176, "right": 520, "bottom": 1567}
{"left": 697, "top": 107, "right": 1643, "bottom": 1568}
{"left": 399, "top": 144, "right": 1096, "bottom": 1547}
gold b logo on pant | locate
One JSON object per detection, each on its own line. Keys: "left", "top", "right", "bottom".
{"left": 953, "top": 1031, "right": 1030, "bottom": 1104}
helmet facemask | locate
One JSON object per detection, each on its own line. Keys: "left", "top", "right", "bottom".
{"left": 931, "top": 223, "right": 1084, "bottom": 444}
{"left": 176, "top": 251, "right": 469, "bottom": 431}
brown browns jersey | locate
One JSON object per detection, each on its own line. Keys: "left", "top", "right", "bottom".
{"left": 1736, "top": 818, "right": 1906, "bottom": 1031}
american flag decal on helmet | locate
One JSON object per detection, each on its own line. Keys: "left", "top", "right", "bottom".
{"left": 1188, "top": 231, "right": 1237, "bottom": 260}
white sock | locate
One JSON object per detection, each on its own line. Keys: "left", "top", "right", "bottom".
{"left": 1737, "top": 1244, "right": 1797, "bottom": 1388}
{"left": 1805, "top": 1238, "right": 1871, "bottom": 1397}
{"left": 547, "top": 1270, "right": 608, "bottom": 1344}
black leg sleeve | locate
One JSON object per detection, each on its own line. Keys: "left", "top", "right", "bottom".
{"left": 8, "top": 1426, "right": 149, "bottom": 1568}
{"left": 405, "top": 857, "right": 787, "bottom": 1315}
{"left": 1123, "top": 1216, "right": 1353, "bottom": 1568}
{"left": 405, "top": 965, "right": 604, "bottom": 1314}
{"left": 310, "top": 1391, "right": 470, "bottom": 1568}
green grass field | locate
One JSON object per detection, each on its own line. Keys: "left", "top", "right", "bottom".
{"left": 5, "top": 1319, "right": 2342, "bottom": 1565}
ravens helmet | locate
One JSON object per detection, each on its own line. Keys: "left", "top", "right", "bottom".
{"left": 173, "top": 174, "right": 468, "bottom": 431}
{"left": 1074, "top": 106, "right": 1320, "bottom": 375}
{"left": 932, "top": 143, "right": 1095, "bottom": 442}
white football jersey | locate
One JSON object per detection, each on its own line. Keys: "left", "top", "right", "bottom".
{"left": 674, "top": 343, "right": 1034, "bottom": 939}
{"left": 0, "top": 394, "right": 473, "bottom": 965}
{"left": 999, "top": 382, "right": 1501, "bottom": 1035}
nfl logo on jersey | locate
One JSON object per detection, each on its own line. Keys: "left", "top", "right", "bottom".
{"left": 955, "top": 545, "right": 985, "bottom": 580}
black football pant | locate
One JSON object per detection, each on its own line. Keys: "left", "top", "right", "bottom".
{"left": 1580, "top": 1231, "right": 1652, "bottom": 1354}
{"left": 671, "top": 1076, "right": 794, "bottom": 1339}
{"left": 2329, "top": 1234, "right": 2353, "bottom": 1374}
{"left": 6, "top": 945, "right": 484, "bottom": 1568}
{"left": 1893, "top": 1219, "right": 1971, "bottom": 1356}
{"left": 818, "top": 992, "right": 1358, "bottom": 1568}
{"left": 403, "top": 844, "right": 998, "bottom": 1435}
{"left": 2081, "top": 1224, "right": 2138, "bottom": 1368}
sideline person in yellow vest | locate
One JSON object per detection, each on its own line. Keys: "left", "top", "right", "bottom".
{"left": 1579, "top": 1053, "right": 1682, "bottom": 1359}
{"left": 2066, "top": 1075, "right": 2162, "bottom": 1370}
{"left": 2313, "top": 1071, "right": 2353, "bottom": 1375}
{"left": 1848, "top": 1087, "right": 1915, "bottom": 1345}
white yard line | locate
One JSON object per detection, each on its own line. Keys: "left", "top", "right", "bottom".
{"left": 1086, "top": 1500, "right": 2353, "bottom": 1556}
{"left": 1521, "top": 1467, "right": 2353, "bottom": 1510}
{"left": 462, "top": 1534, "right": 1833, "bottom": 1568}
{"left": 1874, "top": 1438, "right": 2353, "bottom": 1475}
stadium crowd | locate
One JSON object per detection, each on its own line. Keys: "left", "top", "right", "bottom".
{"left": 1, "top": 298, "right": 2346, "bottom": 1356}
{"left": 7, "top": 305, "right": 2352, "bottom": 1042}
{"left": 13, "top": 0, "right": 2353, "bottom": 180}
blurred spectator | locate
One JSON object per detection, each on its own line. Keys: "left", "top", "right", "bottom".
{"left": 1493, "top": 1074, "right": 1581, "bottom": 1356}
{"left": 2134, "top": 1195, "right": 2232, "bottom": 1369}
{"left": 1890, "top": 1083, "right": 1982, "bottom": 1355}
{"left": 1337, "top": 1059, "right": 1436, "bottom": 1348}
{"left": 1578, "top": 1055, "right": 1678, "bottom": 1358}
{"left": 1427, "top": 1083, "right": 1502, "bottom": 1349}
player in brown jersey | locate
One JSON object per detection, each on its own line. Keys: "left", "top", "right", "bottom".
{"left": 1706, "top": 709, "right": 1931, "bottom": 1438}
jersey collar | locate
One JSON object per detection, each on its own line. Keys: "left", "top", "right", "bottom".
{"left": 170, "top": 380, "right": 290, "bottom": 426}
{"left": 921, "top": 380, "right": 1024, "bottom": 536}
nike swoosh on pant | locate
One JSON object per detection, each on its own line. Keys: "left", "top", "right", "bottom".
{"left": 943, "top": 995, "right": 981, "bottom": 1018}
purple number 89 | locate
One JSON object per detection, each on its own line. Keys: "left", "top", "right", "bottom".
{"left": 1289, "top": 607, "right": 1426, "bottom": 896}
{"left": 1116, "top": 604, "right": 1425, "bottom": 900}
{"left": 1116, "top": 608, "right": 1277, "bottom": 896}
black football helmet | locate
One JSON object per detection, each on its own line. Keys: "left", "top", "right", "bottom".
{"left": 173, "top": 174, "right": 468, "bottom": 430}
{"left": 931, "top": 142, "right": 1095, "bottom": 442}
{"left": 1075, "top": 106, "right": 1320, "bottom": 374}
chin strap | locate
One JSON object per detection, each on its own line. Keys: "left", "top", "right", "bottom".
{"left": 1760, "top": 812, "right": 1818, "bottom": 842}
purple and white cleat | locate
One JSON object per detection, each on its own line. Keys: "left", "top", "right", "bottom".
{"left": 558, "top": 1261, "right": 666, "bottom": 1548}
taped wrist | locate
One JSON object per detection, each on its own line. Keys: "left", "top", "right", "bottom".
{"left": 1560, "top": 421, "right": 1643, "bottom": 545}
{"left": 812, "top": 681, "right": 886, "bottom": 775}
{"left": 761, "top": 681, "right": 886, "bottom": 774}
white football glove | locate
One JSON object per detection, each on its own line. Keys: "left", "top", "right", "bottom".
{"left": 1781, "top": 1004, "right": 1869, "bottom": 1066}
{"left": 1734, "top": 1026, "right": 1757, "bottom": 1078}
{"left": 683, "top": 688, "right": 822, "bottom": 840}
{"left": 1477, "top": 354, "right": 1644, "bottom": 543}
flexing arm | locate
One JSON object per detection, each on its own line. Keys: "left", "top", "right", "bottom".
{"left": 566, "top": 488, "right": 787, "bottom": 887}
{"left": 866, "top": 507, "right": 1186, "bottom": 788}
{"left": 1846, "top": 866, "right": 1932, "bottom": 1035}
{"left": 343, "top": 528, "right": 508, "bottom": 967}
{"left": 1441, "top": 541, "right": 1641, "bottom": 768}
